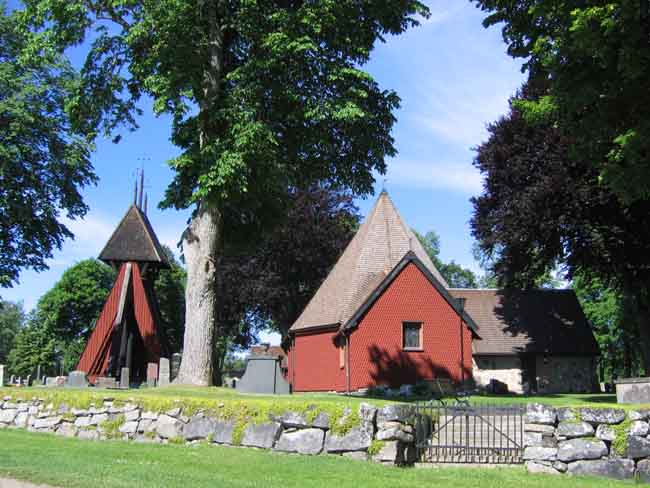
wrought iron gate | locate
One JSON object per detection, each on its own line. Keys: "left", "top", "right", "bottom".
{"left": 415, "top": 402, "right": 524, "bottom": 464}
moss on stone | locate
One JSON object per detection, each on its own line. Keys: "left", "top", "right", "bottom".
{"left": 612, "top": 418, "right": 632, "bottom": 456}
{"left": 367, "top": 440, "right": 385, "bottom": 457}
{"left": 100, "top": 415, "right": 125, "bottom": 440}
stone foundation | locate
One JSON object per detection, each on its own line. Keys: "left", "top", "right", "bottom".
{"left": 0, "top": 396, "right": 415, "bottom": 466}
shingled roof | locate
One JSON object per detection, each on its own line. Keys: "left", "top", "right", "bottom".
{"left": 449, "top": 288, "right": 599, "bottom": 356}
{"left": 99, "top": 205, "right": 170, "bottom": 268}
{"left": 290, "top": 191, "right": 449, "bottom": 332}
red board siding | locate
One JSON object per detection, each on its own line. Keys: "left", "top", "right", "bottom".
{"left": 290, "top": 329, "right": 345, "bottom": 392}
{"left": 131, "top": 264, "right": 162, "bottom": 361}
{"left": 349, "top": 262, "right": 472, "bottom": 390}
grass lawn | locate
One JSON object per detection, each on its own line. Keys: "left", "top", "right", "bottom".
{"left": 0, "top": 429, "right": 632, "bottom": 488}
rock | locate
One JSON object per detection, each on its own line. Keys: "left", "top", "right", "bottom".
{"left": 137, "top": 419, "right": 155, "bottom": 433}
{"left": 14, "top": 413, "right": 29, "bottom": 428}
{"left": 75, "top": 416, "right": 91, "bottom": 428}
{"left": 56, "top": 422, "right": 77, "bottom": 438}
{"left": 119, "top": 421, "right": 139, "bottom": 434}
{"left": 325, "top": 427, "right": 373, "bottom": 453}
{"left": 275, "top": 428, "right": 324, "bottom": 455}
{"left": 556, "top": 421, "right": 594, "bottom": 438}
{"left": 141, "top": 411, "right": 158, "bottom": 420}
{"left": 553, "top": 461, "right": 568, "bottom": 473}
{"left": 376, "top": 404, "right": 414, "bottom": 424}
{"left": 525, "top": 461, "right": 560, "bottom": 475}
{"left": 166, "top": 407, "right": 182, "bottom": 418}
{"left": 524, "top": 423, "right": 555, "bottom": 435}
{"left": 630, "top": 420, "right": 649, "bottom": 436}
{"left": 275, "top": 412, "right": 309, "bottom": 428}
{"left": 213, "top": 420, "right": 235, "bottom": 444}
{"left": 78, "top": 429, "right": 100, "bottom": 441}
{"left": 124, "top": 409, "right": 140, "bottom": 423}
{"left": 312, "top": 412, "right": 330, "bottom": 430}
{"left": 89, "top": 414, "right": 108, "bottom": 426}
{"left": 33, "top": 416, "right": 62, "bottom": 430}
{"left": 595, "top": 424, "right": 615, "bottom": 442}
{"left": 579, "top": 408, "right": 625, "bottom": 425}
{"left": 88, "top": 406, "right": 107, "bottom": 415}
{"left": 71, "top": 408, "right": 89, "bottom": 417}
{"left": 557, "top": 438, "right": 608, "bottom": 462}
{"left": 372, "top": 441, "right": 414, "bottom": 465}
{"left": 524, "top": 432, "right": 557, "bottom": 448}
{"left": 358, "top": 403, "right": 377, "bottom": 427}
{"left": 626, "top": 434, "right": 650, "bottom": 458}
{"left": 556, "top": 408, "right": 578, "bottom": 422}
{"left": 155, "top": 414, "right": 184, "bottom": 439}
{"left": 342, "top": 451, "right": 368, "bottom": 461}
{"left": 184, "top": 416, "right": 216, "bottom": 441}
{"left": 241, "top": 422, "right": 282, "bottom": 449}
{"left": 523, "top": 446, "right": 558, "bottom": 461}
{"left": 636, "top": 458, "right": 650, "bottom": 483}
{"left": 525, "top": 404, "right": 556, "bottom": 425}
{"left": 629, "top": 409, "right": 650, "bottom": 421}
{"left": 567, "top": 459, "right": 634, "bottom": 480}
{"left": 375, "top": 426, "right": 414, "bottom": 443}
{"left": 0, "top": 409, "right": 17, "bottom": 424}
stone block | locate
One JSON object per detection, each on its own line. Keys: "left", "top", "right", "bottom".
{"left": 523, "top": 446, "right": 558, "bottom": 461}
{"left": 636, "top": 458, "right": 650, "bottom": 483}
{"left": 124, "top": 409, "right": 140, "bottom": 423}
{"left": 241, "top": 422, "right": 282, "bottom": 449}
{"left": 56, "top": 423, "right": 77, "bottom": 438}
{"left": 89, "top": 414, "right": 108, "bottom": 426}
{"left": 376, "top": 404, "right": 414, "bottom": 424}
{"left": 184, "top": 416, "right": 216, "bottom": 441}
{"left": 275, "top": 411, "right": 309, "bottom": 428}
{"left": 275, "top": 428, "right": 324, "bottom": 455}
{"left": 525, "top": 404, "right": 556, "bottom": 425}
{"left": 630, "top": 420, "right": 649, "bottom": 436}
{"left": 556, "top": 407, "right": 577, "bottom": 422}
{"left": 579, "top": 407, "right": 625, "bottom": 425}
{"left": 119, "top": 421, "right": 139, "bottom": 434}
{"left": 567, "top": 459, "right": 634, "bottom": 480}
{"left": 595, "top": 424, "right": 615, "bottom": 442}
{"left": 626, "top": 435, "right": 650, "bottom": 459}
{"left": 312, "top": 412, "right": 330, "bottom": 430}
{"left": 14, "top": 413, "right": 29, "bottom": 428}
{"left": 66, "top": 371, "right": 88, "bottom": 388}
{"left": 524, "top": 423, "right": 555, "bottom": 435}
{"left": 75, "top": 416, "right": 91, "bottom": 428}
{"left": 159, "top": 358, "right": 170, "bottom": 387}
{"left": 557, "top": 438, "right": 608, "bottom": 462}
{"left": 556, "top": 421, "right": 594, "bottom": 438}
{"left": 342, "top": 451, "right": 368, "bottom": 461}
{"left": 375, "top": 426, "right": 414, "bottom": 443}
{"left": 78, "top": 429, "right": 100, "bottom": 441}
{"left": 629, "top": 409, "right": 650, "bottom": 421}
{"left": 155, "top": 414, "right": 183, "bottom": 439}
{"left": 0, "top": 409, "right": 17, "bottom": 424}
{"left": 33, "top": 416, "right": 62, "bottom": 430}
{"left": 524, "top": 432, "right": 557, "bottom": 448}
{"left": 325, "top": 427, "right": 373, "bottom": 453}
{"left": 213, "top": 420, "right": 235, "bottom": 444}
{"left": 137, "top": 419, "right": 155, "bottom": 433}
{"left": 615, "top": 378, "right": 650, "bottom": 404}
{"left": 525, "top": 461, "right": 560, "bottom": 475}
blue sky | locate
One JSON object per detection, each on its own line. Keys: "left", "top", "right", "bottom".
{"left": 4, "top": 1, "right": 524, "bottom": 343}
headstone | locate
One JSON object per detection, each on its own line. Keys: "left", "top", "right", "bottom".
{"left": 9, "top": 375, "right": 15, "bottom": 385}
{"left": 120, "top": 367, "right": 130, "bottom": 389}
{"left": 236, "top": 356, "right": 290, "bottom": 395}
{"left": 95, "top": 377, "right": 119, "bottom": 389}
{"left": 67, "top": 371, "right": 89, "bottom": 388}
{"left": 158, "top": 358, "right": 170, "bottom": 387}
{"left": 146, "top": 363, "right": 158, "bottom": 388}
{"left": 25, "top": 375, "right": 32, "bottom": 386}
{"left": 56, "top": 376, "right": 67, "bottom": 386}
{"left": 615, "top": 377, "right": 650, "bottom": 404}
{"left": 0, "top": 365, "right": 4, "bottom": 386}
{"left": 42, "top": 376, "right": 47, "bottom": 386}
{"left": 36, "top": 365, "right": 41, "bottom": 382}
{"left": 171, "top": 353, "right": 182, "bottom": 381}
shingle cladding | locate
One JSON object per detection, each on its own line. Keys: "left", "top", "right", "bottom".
{"left": 290, "top": 191, "right": 448, "bottom": 332}
{"left": 98, "top": 205, "right": 169, "bottom": 267}
{"left": 450, "top": 288, "right": 600, "bottom": 356}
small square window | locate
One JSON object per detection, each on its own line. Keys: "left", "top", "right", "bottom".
{"left": 403, "top": 322, "right": 422, "bottom": 350}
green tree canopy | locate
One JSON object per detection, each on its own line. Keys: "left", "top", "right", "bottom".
{"left": 155, "top": 246, "right": 186, "bottom": 354}
{"left": 21, "top": 0, "right": 430, "bottom": 384}
{"left": 413, "top": 230, "right": 478, "bottom": 288}
{"left": 0, "top": 299, "right": 25, "bottom": 364}
{"left": 473, "top": 0, "right": 650, "bottom": 203}
{"left": 0, "top": 3, "right": 95, "bottom": 290}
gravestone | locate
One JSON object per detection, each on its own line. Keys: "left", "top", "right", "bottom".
{"left": 36, "top": 365, "right": 41, "bottom": 383}
{"left": 120, "top": 367, "right": 130, "bottom": 389}
{"left": 42, "top": 376, "right": 47, "bottom": 386}
{"left": 171, "top": 353, "right": 182, "bottom": 382}
{"left": 158, "top": 358, "right": 170, "bottom": 387}
{"left": 67, "top": 371, "right": 89, "bottom": 388}
{"left": 9, "top": 375, "right": 15, "bottom": 385}
{"left": 95, "top": 377, "right": 119, "bottom": 389}
{"left": 236, "top": 356, "right": 290, "bottom": 395}
{"left": 616, "top": 378, "right": 650, "bottom": 404}
{"left": 147, "top": 363, "right": 158, "bottom": 388}
{"left": 0, "top": 365, "right": 4, "bottom": 386}
{"left": 25, "top": 375, "right": 32, "bottom": 387}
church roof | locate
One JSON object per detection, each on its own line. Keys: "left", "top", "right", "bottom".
{"left": 290, "top": 191, "right": 449, "bottom": 332}
{"left": 98, "top": 205, "right": 170, "bottom": 268}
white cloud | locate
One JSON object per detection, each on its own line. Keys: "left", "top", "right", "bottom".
{"left": 386, "top": 159, "right": 483, "bottom": 195}
{"left": 419, "top": 2, "right": 465, "bottom": 26}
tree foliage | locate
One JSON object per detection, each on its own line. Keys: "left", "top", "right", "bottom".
{"left": 0, "top": 299, "right": 25, "bottom": 364}
{"left": 155, "top": 246, "right": 186, "bottom": 354}
{"left": 0, "top": 3, "right": 95, "bottom": 290}
{"left": 8, "top": 319, "right": 56, "bottom": 377}
{"left": 471, "top": 84, "right": 650, "bottom": 371}
{"left": 473, "top": 0, "right": 650, "bottom": 203}
{"left": 414, "top": 230, "right": 478, "bottom": 288}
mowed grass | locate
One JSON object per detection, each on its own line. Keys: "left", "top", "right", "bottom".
{"left": 0, "top": 429, "right": 633, "bottom": 488}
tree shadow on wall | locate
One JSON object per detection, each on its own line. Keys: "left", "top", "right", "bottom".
{"left": 367, "top": 345, "right": 472, "bottom": 389}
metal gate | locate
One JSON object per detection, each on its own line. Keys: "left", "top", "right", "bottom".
{"left": 415, "top": 402, "right": 524, "bottom": 464}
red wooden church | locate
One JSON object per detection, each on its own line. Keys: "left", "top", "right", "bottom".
{"left": 288, "top": 191, "right": 479, "bottom": 393}
{"left": 77, "top": 182, "right": 169, "bottom": 384}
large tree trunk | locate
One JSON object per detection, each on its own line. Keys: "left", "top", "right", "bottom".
{"left": 175, "top": 203, "right": 223, "bottom": 385}
{"left": 175, "top": 0, "right": 224, "bottom": 386}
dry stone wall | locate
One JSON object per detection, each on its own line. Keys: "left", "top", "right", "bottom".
{"left": 524, "top": 403, "right": 650, "bottom": 481}
{"left": 0, "top": 396, "right": 416, "bottom": 466}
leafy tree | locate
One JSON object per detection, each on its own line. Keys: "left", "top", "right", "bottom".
{"left": 0, "top": 3, "right": 95, "bottom": 290}
{"left": 471, "top": 84, "right": 650, "bottom": 373}
{"left": 0, "top": 299, "right": 25, "bottom": 364}
{"left": 154, "top": 246, "right": 186, "bottom": 354}
{"left": 473, "top": 0, "right": 650, "bottom": 203}
{"left": 22, "top": 0, "right": 429, "bottom": 385}
{"left": 414, "top": 230, "right": 478, "bottom": 288}
{"left": 8, "top": 320, "right": 57, "bottom": 377}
